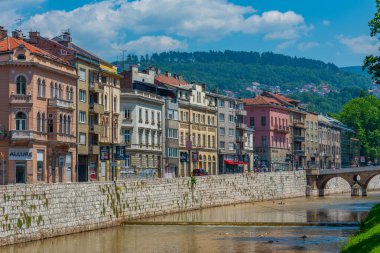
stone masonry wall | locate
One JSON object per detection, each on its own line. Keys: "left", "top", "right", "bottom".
{"left": 0, "top": 171, "right": 306, "bottom": 246}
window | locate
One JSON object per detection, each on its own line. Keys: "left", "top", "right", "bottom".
{"left": 167, "top": 128, "right": 178, "bottom": 139}
{"left": 229, "top": 101, "right": 235, "bottom": 109}
{"left": 54, "top": 83, "right": 58, "bottom": 98}
{"left": 139, "top": 108, "right": 142, "bottom": 122}
{"left": 124, "top": 109, "right": 131, "bottom": 119}
{"left": 58, "top": 84, "right": 62, "bottom": 98}
{"left": 219, "top": 100, "right": 225, "bottom": 107}
{"left": 125, "top": 155, "right": 130, "bottom": 168}
{"left": 229, "top": 115, "right": 234, "bottom": 123}
{"left": 228, "top": 142, "right": 234, "bottom": 150}
{"left": 37, "top": 150, "right": 44, "bottom": 181}
{"left": 16, "top": 75, "right": 26, "bottom": 95}
{"left": 15, "top": 112, "right": 27, "bottom": 130}
{"left": 167, "top": 109, "right": 178, "bottom": 120}
{"left": 104, "top": 95, "right": 108, "bottom": 111}
{"left": 262, "top": 136, "right": 267, "bottom": 147}
{"left": 79, "top": 90, "right": 86, "bottom": 102}
{"left": 17, "top": 54, "right": 26, "bottom": 60}
{"left": 41, "top": 113, "right": 45, "bottom": 132}
{"left": 250, "top": 117, "right": 255, "bottom": 128}
{"left": 37, "top": 112, "right": 41, "bottom": 132}
{"left": 219, "top": 113, "right": 225, "bottom": 122}
{"left": 157, "top": 112, "right": 160, "bottom": 124}
{"left": 66, "top": 86, "right": 70, "bottom": 100}
{"left": 151, "top": 111, "right": 155, "bottom": 123}
{"left": 37, "top": 78, "right": 42, "bottom": 97}
{"left": 113, "top": 97, "right": 117, "bottom": 112}
{"left": 220, "top": 127, "right": 225, "bottom": 136}
{"left": 166, "top": 148, "right": 178, "bottom": 158}
{"left": 261, "top": 116, "right": 266, "bottom": 126}
{"left": 79, "top": 133, "right": 86, "bottom": 144}
{"left": 220, "top": 141, "right": 225, "bottom": 149}
{"left": 228, "top": 128, "right": 234, "bottom": 137}
{"left": 79, "top": 111, "right": 86, "bottom": 123}
{"left": 48, "top": 114, "right": 53, "bottom": 133}
{"left": 145, "top": 109, "right": 149, "bottom": 123}
{"left": 79, "top": 68, "right": 86, "bottom": 81}
{"left": 50, "top": 82, "right": 54, "bottom": 98}
{"left": 67, "top": 115, "right": 70, "bottom": 134}
{"left": 59, "top": 114, "right": 63, "bottom": 133}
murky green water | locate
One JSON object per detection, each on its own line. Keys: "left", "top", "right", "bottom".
{"left": 1, "top": 193, "right": 379, "bottom": 253}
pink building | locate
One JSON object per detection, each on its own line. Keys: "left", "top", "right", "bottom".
{"left": 0, "top": 28, "right": 78, "bottom": 184}
{"left": 243, "top": 95, "right": 291, "bottom": 171}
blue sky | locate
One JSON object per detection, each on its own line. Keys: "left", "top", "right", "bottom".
{"left": 0, "top": 0, "right": 378, "bottom": 66}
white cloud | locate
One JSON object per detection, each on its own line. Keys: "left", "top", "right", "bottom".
{"left": 112, "top": 36, "right": 188, "bottom": 55}
{"left": 297, "top": 41, "right": 319, "bottom": 51}
{"left": 18, "top": 0, "right": 310, "bottom": 57}
{"left": 322, "top": 20, "right": 331, "bottom": 26}
{"left": 275, "top": 40, "right": 296, "bottom": 53}
{"left": 0, "top": 0, "right": 44, "bottom": 29}
{"left": 338, "top": 35, "right": 380, "bottom": 54}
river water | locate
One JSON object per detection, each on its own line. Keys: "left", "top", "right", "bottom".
{"left": 1, "top": 193, "right": 379, "bottom": 253}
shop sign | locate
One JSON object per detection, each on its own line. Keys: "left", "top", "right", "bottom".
{"left": 9, "top": 148, "right": 33, "bottom": 161}
{"left": 115, "top": 146, "right": 126, "bottom": 160}
{"left": 100, "top": 146, "right": 110, "bottom": 161}
{"left": 180, "top": 152, "right": 188, "bottom": 162}
{"left": 192, "top": 152, "right": 199, "bottom": 162}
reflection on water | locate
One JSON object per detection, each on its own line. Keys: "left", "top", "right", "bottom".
{"left": 0, "top": 193, "right": 379, "bottom": 253}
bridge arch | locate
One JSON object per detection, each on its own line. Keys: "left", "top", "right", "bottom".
{"left": 363, "top": 172, "right": 380, "bottom": 193}
{"left": 319, "top": 175, "right": 353, "bottom": 196}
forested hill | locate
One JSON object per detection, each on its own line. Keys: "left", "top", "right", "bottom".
{"left": 115, "top": 51, "right": 372, "bottom": 113}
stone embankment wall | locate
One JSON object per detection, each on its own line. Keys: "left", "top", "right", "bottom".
{"left": 0, "top": 171, "right": 306, "bottom": 246}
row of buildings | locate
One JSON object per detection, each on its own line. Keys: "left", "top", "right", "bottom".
{"left": 0, "top": 28, "right": 360, "bottom": 184}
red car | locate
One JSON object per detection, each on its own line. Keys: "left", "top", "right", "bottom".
{"left": 192, "top": 169, "right": 209, "bottom": 176}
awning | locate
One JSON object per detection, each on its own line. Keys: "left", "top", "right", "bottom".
{"left": 224, "top": 160, "right": 248, "bottom": 165}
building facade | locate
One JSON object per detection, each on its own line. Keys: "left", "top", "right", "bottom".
{"left": 305, "top": 111, "right": 319, "bottom": 168}
{"left": 244, "top": 95, "right": 291, "bottom": 171}
{"left": 0, "top": 29, "right": 77, "bottom": 184}
{"left": 318, "top": 115, "right": 341, "bottom": 169}
{"left": 120, "top": 90, "right": 164, "bottom": 177}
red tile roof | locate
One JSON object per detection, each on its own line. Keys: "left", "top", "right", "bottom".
{"left": 0, "top": 37, "right": 70, "bottom": 65}
{"left": 243, "top": 95, "right": 283, "bottom": 106}
{"left": 155, "top": 74, "right": 188, "bottom": 87}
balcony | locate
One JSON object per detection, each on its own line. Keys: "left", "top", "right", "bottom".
{"left": 294, "top": 135, "right": 305, "bottom": 142}
{"left": 48, "top": 98, "right": 74, "bottom": 111}
{"left": 89, "top": 81, "right": 104, "bottom": 93}
{"left": 273, "top": 125, "right": 290, "bottom": 133}
{"left": 89, "top": 102, "right": 103, "bottom": 113}
{"left": 294, "top": 150, "right": 306, "bottom": 156}
{"left": 89, "top": 145, "right": 100, "bottom": 154}
{"left": 10, "top": 94, "right": 33, "bottom": 105}
{"left": 48, "top": 133, "right": 75, "bottom": 144}
{"left": 122, "top": 117, "right": 133, "bottom": 125}
{"left": 89, "top": 124, "right": 101, "bottom": 133}
{"left": 11, "top": 130, "right": 33, "bottom": 141}
{"left": 293, "top": 121, "right": 306, "bottom": 128}
{"left": 236, "top": 109, "right": 247, "bottom": 116}
{"left": 236, "top": 122, "right": 247, "bottom": 129}
{"left": 236, "top": 136, "right": 247, "bottom": 142}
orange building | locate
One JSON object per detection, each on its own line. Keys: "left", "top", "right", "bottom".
{"left": 0, "top": 28, "right": 78, "bottom": 184}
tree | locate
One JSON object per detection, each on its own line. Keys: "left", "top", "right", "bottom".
{"left": 338, "top": 96, "right": 380, "bottom": 161}
{"left": 363, "top": 0, "right": 380, "bottom": 83}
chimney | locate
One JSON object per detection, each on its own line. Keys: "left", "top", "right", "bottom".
{"left": 12, "top": 29, "right": 23, "bottom": 39}
{"left": 0, "top": 26, "right": 7, "bottom": 40}
{"left": 156, "top": 68, "right": 161, "bottom": 75}
{"left": 165, "top": 71, "right": 171, "bottom": 77}
{"left": 28, "top": 31, "right": 40, "bottom": 43}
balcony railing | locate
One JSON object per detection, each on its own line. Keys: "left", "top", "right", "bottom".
{"left": 293, "top": 121, "right": 306, "bottom": 128}
{"left": 294, "top": 135, "right": 305, "bottom": 142}
{"left": 294, "top": 150, "right": 306, "bottom": 156}
{"left": 10, "top": 94, "right": 33, "bottom": 104}
{"left": 273, "top": 125, "right": 290, "bottom": 133}
{"left": 236, "top": 122, "right": 247, "bottom": 129}
{"left": 48, "top": 98, "right": 74, "bottom": 110}
{"left": 89, "top": 102, "right": 103, "bottom": 113}
{"left": 236, "top": 109, "right": 247, "bottom": 116}
{"left": 89, "top": 81, "right": 104, "bottom": 93}
{"left": 11, "top": 130, "right": 33, "bottom": 140}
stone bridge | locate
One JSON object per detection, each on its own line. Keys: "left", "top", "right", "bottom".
{"left": 306, "top": 166, "right": 380, "bottom": 197}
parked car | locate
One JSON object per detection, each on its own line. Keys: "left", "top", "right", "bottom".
{"left": 192, "top": 168, "right": 209, "bottom": 176}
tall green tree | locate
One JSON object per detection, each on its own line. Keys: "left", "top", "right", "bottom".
{"left": 338, "top": 96, "right": 380, "bottom": 161}
{"left": 363, "top": 0, "right": 380, "bottom": 83}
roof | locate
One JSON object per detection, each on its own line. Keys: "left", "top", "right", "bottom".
{"left": 243, "top": 95, "right": 283, "bottom": 106}
{"left": 0, "top": 37, "right": 70, "bottom": 65}
{"left": 155, "top": 74, "right": 188, "bottom": 87}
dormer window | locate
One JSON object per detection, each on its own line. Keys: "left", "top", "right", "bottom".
{"left": 17, "top": 54, "right": 26, "bottom": 60}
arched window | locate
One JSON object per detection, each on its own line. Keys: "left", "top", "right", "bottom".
{"left": 17, "top": 54, "right": 26, "bottom": 60}
{"left": 59, "top": 84, "right": 62, "bottom": 98}
{"left": 59, "top": 114, "right": 63, "bottom": 133}
{"left": 54, "top": 83, "right": 58, "bottom": 98}
{"left": 15, "top": 112, "right": 27, "bottom": 130}
{"left": 37, "top": 112, "right": 41, "bottom": 131}
{"left": 41, "top": 113, "right": 45, "bottom": 132}
{"left": 63, "top": 115, "right": 67, "bottom": 134}
{"left": 16, "top": 76, "right": 26, "bottom": 95}
{"left": 67, "top": 116, "right": 71, "bottom": 134}
{"left": 50, "top": 82, "right": 54, "bottom": 98}
{"left": 66, "top": 86, "right": 70, "bottom": 100}
{"left": 37, "top": 78, "right": 42, "bottom": 97}
{"left": 113, "top": 97, "right": 117, "bottom": 112}
{"left": 42, "top": 80, "right": 46, "bottom": 98}
{"left": 70, "top": 87, "right": 73, "bottom": 101}
{"left": 48, "top": 114, "right": 53, "bottom": 133}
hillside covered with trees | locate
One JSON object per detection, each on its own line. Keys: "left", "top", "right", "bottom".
{"left": 115, "top": 51, "right": 372, "bottom": 113}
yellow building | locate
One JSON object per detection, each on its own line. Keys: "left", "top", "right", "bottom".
{"left": 176, "top": 83, "right": 218, "bottom": 176}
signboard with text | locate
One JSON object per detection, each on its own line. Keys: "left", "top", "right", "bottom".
{"left": 100, "top": 146, "right": 110, "bottom": 161}
{"left": 180, "top": 152, "right": 188, "bottom": 162}
{"left": 9, "top": 148, "right": 33, "bottom": 161}
{"left": 115, "top": 146, "right": 126, "bottom": 160}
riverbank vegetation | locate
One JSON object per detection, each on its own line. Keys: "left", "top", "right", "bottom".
{"left": 341, "top": 204, "right": 380, "bottom": 253}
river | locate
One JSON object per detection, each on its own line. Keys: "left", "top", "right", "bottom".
{"left": 1, "top": 193, "right": 379, "bottom": 253}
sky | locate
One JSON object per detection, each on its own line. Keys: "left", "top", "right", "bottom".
{"left": 0, "top": 0, "right": 378, "bottom": 67}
